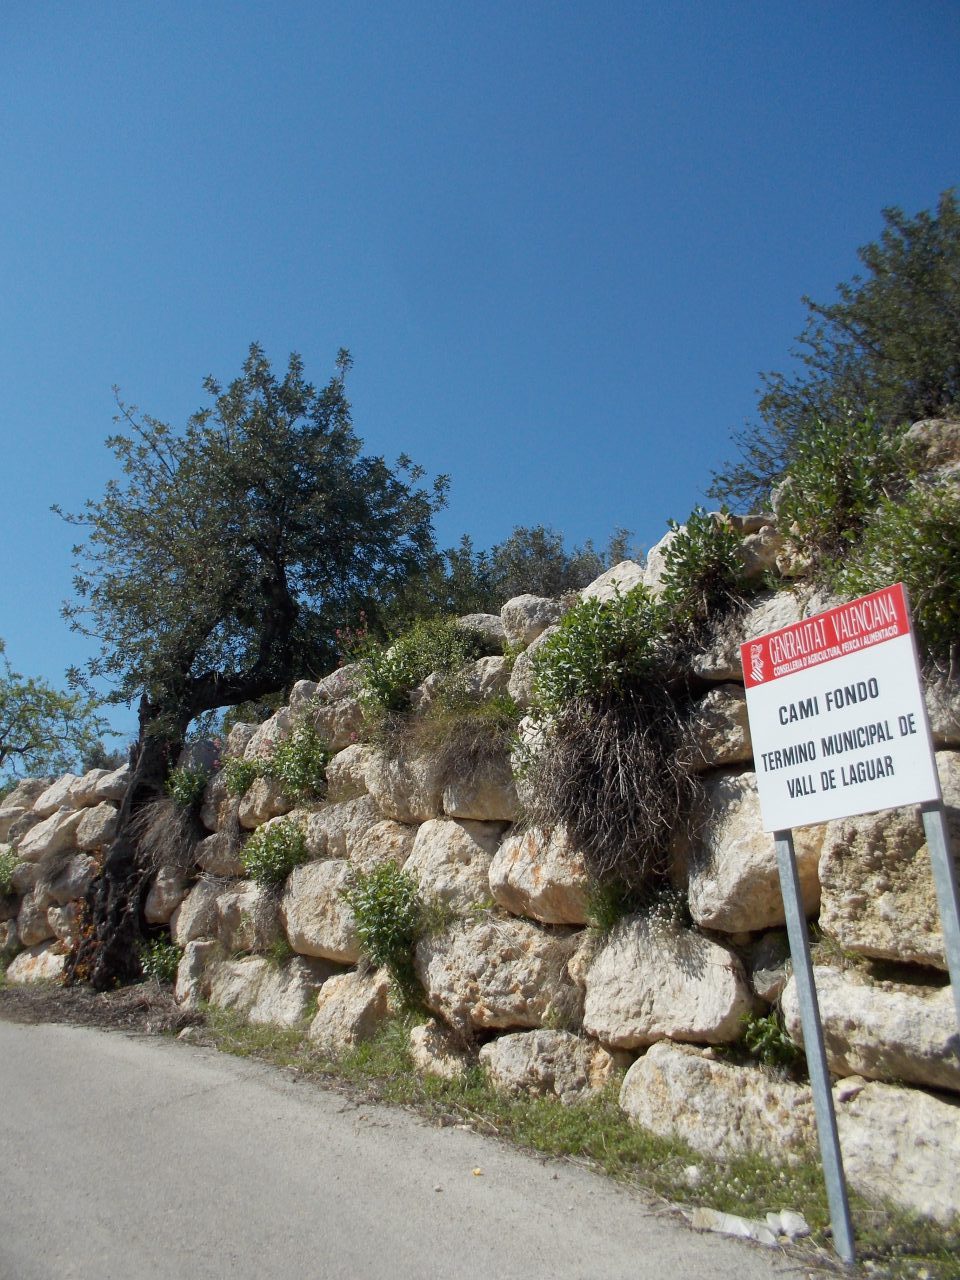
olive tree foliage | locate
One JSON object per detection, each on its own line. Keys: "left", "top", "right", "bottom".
{"left": 0, "top": 640, "right": 108, "bottom": 789}
{"left": 56, "top": 343, "right": 446, "bottom": 988}
{"left": 712, "top": 190, "right": 960, "bottom": 507}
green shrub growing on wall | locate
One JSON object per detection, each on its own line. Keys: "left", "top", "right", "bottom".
{"left": 773, "top": 410, "right": 912, "bottom": 576}
{"left": 532, "top": 587, "right": 665, "bottom": 714}
{"left": 0, "top": 845, "right": 18, "bottom": 897}
{"left": 836, "top": 481, "right": 960, "bottom": 663}
{"left": 164, "top": 765, "right": 211, "bottom": 811}
{"left": 222, "top": 755, "right": 261, "bottom": 797}
{"left": 359, "top": 617, "right": 489, "bottom": 715}
{"left": 138, "top": 935, "right": 183, "bottom": 984}
{"left": 265, "top": 721, "right": 330, "bottom": 801}
{"left": 240, "top": 818, "right": 309, "bottom": 888}
{"left": 343, "top": 861, "right": 427, "bottom": 1007}
{"left": 658, "top": 506, "right": 748, "bottom": 639}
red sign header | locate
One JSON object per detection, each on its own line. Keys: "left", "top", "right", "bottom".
{"left": 740, "top": 583, "right": 910, "bottom": 689}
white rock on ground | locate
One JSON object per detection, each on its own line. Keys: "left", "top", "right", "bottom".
{"left": 280, "top": 860, "right": 361, "bottom": 963}
{"left": 404, "top": 818, "right": 503, "bottom": 914}
{"left": 619, "top": 1041, "right": 815, "bottom": 1162}
{"left": 835, "top": 1079, "right": 960, "bottom": 1225}
{"left": 308, "top": 967, "right": 392, "bottom": 1056}
{"left": 6, "top": 942, "right": 67, "bottom": 985}
{"left": 682, "top": 771, "right": 823, "bottom": 933}
{"left": 781, "top": 966, "right": 960, "bottom": 1093}
{"left": 583, "top": 914, "right": 753, "bottom": 1049}
{"left": 817, "top": 749, "right": 960, "bottom": 969}
{"left": 415, "top": 916, "right": 579, "bottom": 1034}
{"left": 488, "top": 826, "right": 591, "bottom": 925}
{"left": 479, "top": 1029, "right": 627, "bottom": 1104}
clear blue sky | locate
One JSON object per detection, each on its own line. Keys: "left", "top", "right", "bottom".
{"left": 1, "top": 0, "right": 958, "bottom": 745}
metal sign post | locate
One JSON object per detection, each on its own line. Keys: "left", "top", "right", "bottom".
{"left": 739, "top": 583, "right": 960, "bottom": 1267}
{"left": 774, "top": 828, "right": 855, "bottom": 1265}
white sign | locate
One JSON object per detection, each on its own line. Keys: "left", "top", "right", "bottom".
{"left": 741, "top": 583, "right": 941, "bottom": 831}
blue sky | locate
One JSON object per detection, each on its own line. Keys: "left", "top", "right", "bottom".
{"left": 1, "top": 1, "right": 958, "bottom": 745}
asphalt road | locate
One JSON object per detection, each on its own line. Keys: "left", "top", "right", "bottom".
{"left": 0, "top": 1020, "right": 791, "bottom": 1280}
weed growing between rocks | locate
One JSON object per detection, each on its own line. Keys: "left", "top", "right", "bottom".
{"left": 738, "top": 1010, "right": 804, "bottom": 1073}
{"left": 0, "top": 845, "right": 18, "bottom": 896}
{"left": 239, "top": 817, "right": 309, "bottom": 888}
{"left": 342, "top": 862, "right": 433, "bottom": 1008}
{"left": 137, "top": 935, "right": 182, "bottom": 984}
{"left": 658, "top": 506, "right": 750, "bottom": 647}
{"left": 265, "top": 721, "right": 329, "bottom": 801}
{"left": 129, "top": 794, "right": 202, "bottom": 876}
{"left": 222, "top": 756, "right": 260, "bottom": 797}
{"left": 165, "top": 765, "right": 212, "bottom": 811}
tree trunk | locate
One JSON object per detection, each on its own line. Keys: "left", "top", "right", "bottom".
{"left": 67, "top": 698, "right": 186, "bottom": 990}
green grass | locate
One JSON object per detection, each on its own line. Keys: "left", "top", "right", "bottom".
{"left": 199, "top": 1007, "right": 960, "bottom": 1279}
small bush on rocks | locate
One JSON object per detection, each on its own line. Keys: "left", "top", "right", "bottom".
{"left": 222, "top": 756, "right": 261, "bottom": 797}
{"left": 265, "top": 721, "right": 329, "bottom": 801}
{"left": 165, "top": 765, "right": 211, "bottom": 811}
{"left": 138, "top": 935, "right": 182, "bottom": 984}
{"left": 658, "top": 506, "right": 748, "bottom": 641}
{"left": 240, "top": 818, "right": 309, "bottom": 888}
{"left": 359, "top": 617, "right": 489, "bottom": 716}
{"left": 343, "top": 861, "right": 429, "bottom": 1008}
{"left": 0, "top": 845, "right": 18, "bottom": 897}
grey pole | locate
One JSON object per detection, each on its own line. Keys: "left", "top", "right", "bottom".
{"left": 921, "top": 801, "right": 960, "bottom": 1032}
{"left": 773, "top": 829, "right": 855, "bottom": 1266}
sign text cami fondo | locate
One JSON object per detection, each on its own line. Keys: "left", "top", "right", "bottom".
{"left": 741, "top": 584, "right": 941, "bottom": 831}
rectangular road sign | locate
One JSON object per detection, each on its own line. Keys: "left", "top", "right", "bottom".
{"left": 741, "top": 583, "right": 941, "bottom": 831}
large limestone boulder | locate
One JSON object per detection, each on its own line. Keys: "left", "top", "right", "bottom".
{"left": 925, "top": 672, "right": 960, "bottom": 749}
{"left": 818, "top": 750, "right": 960, "bottom": 969}
{"left": 500, "top": 595, "right": 565, "bottom": 649}
{"left": 904, "top": 417, "right": 960, "bottom": 482}
{"left": 200, "top": 772, "right": 233, "bottom": 833}
{"left": 32, "top": 775, "right": 81, "bottom": 818}
{"left": 42, "top": 852, "right": 98, "bottom": 906}
{"left": 415, "top": 916, "right": 579, "bottom": 1034}
{"left": 350, "top": 819, "right": 418, "bottom": 873}
{"left": 579, "top": 561, "right": 645, "bottom": 604}
{"left": 280, "top": 860, "right": 360, "bottom": 963}
{"left": 196, "top": 829, "right": 245, "bottom": 877}
{"left": 583, "top": 915, "right": 753, "bottom": 1049}
{"left": 225, "top": 722, "right": 258, "bottom": 759}
{"left": 308, "top": 968, "right": 391, "bottom": 1056}
{"left": 144, "top": 866, "right": 189, "bottom": 925}
{"left": 66, "top": 769, "right": 111, "bottom": 808}
{"left": 642, "top": 528, "right": 681, "bottom": 599}
{"left": 0, "top": 919, "right": 18, "bottom": 954}
{"left": 17, "top": 891, "right": 56, "bottom": 947}
{"left": 93, "top": 763, "right": 130, "bottom": 803}
{"left": 47, "top": 902, "right": 82, "bottom": 946}
{"left": 207, "top": 954, "right": 337, "bottom": 1026}
{"left": 306, "top": 696, "right": 365, "bottom": 754}
{"left": 364, "top": 749, "right": 444, "bottom": 824}
{"left": 325, "top": 743, "right": 373, "bottom": 804}
{"left": 507, "top": 625, "right": 559, "bottom": 709}
{"left": 404, "top": 818, "right": 503, "bottom": 914}
{"left": 171, "top": 878, "right": 223, "bottom": 946}
{"left": 4, "top": 778, "right": 50, "bottom": 809}
{"left": 835, "top": 1080, "right": 960, "bottom": 1225}
{"left": 442, "top": 752, "right": 519, "bottom": 823}
{"left": 238, "top": 775, "right": 293, "bottom": 830}
{"left": 691, "top": 590, "right": 807, "bottom": 683}
{"left": 408, "top": 1019, "right": 472, "bottom": 1080}
{"left": 287, "top": 679, "right": 319, "bottom": 712}
{"left": 684, "top": 685, "right": 753, "bottom": 772}
{"left": 480, "top": 1029, "right": 626, "bottom": 1104}
{"left": 0, "top": 804, "right": 30, "bottom": 842}
{"left": 488, "top": 827, "right": 590, "bottom": 925}
{"left": 174, "top": 939, "right": 222, "bottom": 1009}
{"left": 619, "top": 1042, "right": 815, "bottom": 1162}
{"left": 682, "top": 771, "right": 823, "bottom": 933}
{"left": 6, "top": 942, "right": 67, "bottom": 985}
{"left": 243, "top": 708, "right": 293, "bottom": 762}
{"left": 303, "top": 795, "right": 382, "bottom": 859}
{"left": 782, "top": 966, "right": 960, "bottom": 1094}
{"left": 75, "top": 802, "right": 118, "bottom": 850}
{"left": 215, "top": 881, "right": 282, "bottom": 953}
{"left": 456, "top": 613, "right": 506, "bottom": 649}
{"left": 17, "top": 808, "right": 85, "bottom": 862}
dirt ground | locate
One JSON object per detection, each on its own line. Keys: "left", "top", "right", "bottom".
{"left": 0, "top": 979, "right": 202, "bottom": 1036}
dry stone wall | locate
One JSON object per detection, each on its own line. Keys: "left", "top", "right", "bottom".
{"left": 4, "top": 512, "right": 960, "bottom": 1229}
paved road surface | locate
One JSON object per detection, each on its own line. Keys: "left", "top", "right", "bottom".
{"left": 0, "top": 1020, "right": 790, "bottom": 1280}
